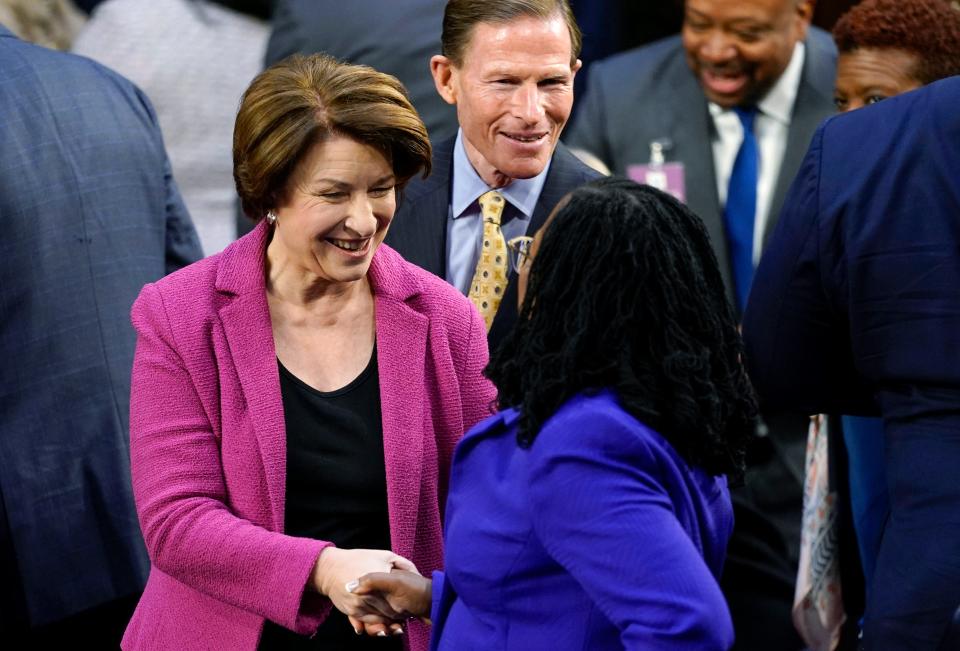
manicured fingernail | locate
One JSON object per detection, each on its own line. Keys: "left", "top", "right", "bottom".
{"left": 345, "top": 580, "right": 359, "bottom": 593}
{"left": 392, "top": 627, "right": 404, "bottom": 636}
{"left": 354, "top": 626, "right": 362, "bottom": 635}
{"left": 377, "top": 631, "right": 388, "bottom": 637}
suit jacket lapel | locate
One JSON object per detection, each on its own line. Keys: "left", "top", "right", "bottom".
{"left": 664, "top": 71, "right": 733, "bottom": 296}
{"left": 764, "top": 34, "right": 836, "bottom": 248}
{"left": 488, "top": 143, "right": 595, "bottom": 350}
{"left": 216, "top": 222, "right": 287, "bottom": 531}
{"left": 368, "top": 251, "right": 427, "bottom": 561}
{"left": 527, "top": 142, "right": 581, "bottom": 233}
{"left": 389, "top": 138, "right": 454, "bottom": 277}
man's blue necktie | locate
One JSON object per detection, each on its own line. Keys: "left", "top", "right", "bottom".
{"left": 724, "top": 107, "right": 758, "bottom": 313}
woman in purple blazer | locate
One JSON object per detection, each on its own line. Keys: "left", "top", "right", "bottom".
{"left": 122, "top": 55, "right": 495, "bottom": 651}
{"left": 353, "top": 178, "right": 756, "bottom": 649}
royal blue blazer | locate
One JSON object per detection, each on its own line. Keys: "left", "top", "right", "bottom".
{"left": 430, "top": 390, "right": 735, "bottom": 650}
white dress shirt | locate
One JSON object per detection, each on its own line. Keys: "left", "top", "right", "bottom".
{"left": 710, "top": 42, "right": 805, "bottom": 264}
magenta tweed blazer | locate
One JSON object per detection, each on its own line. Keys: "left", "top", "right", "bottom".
{"left": 122, "top": 222, "right": 496, "bottom": 650}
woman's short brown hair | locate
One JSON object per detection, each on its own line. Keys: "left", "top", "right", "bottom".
{"left": 441, "top": 0, "right": 581, "bottom": 67}
{"left": 233, "top": 53, "right": 432, "bottom": 221}
{"left": 833, "top": 0, "right": 960, "bottom": 85}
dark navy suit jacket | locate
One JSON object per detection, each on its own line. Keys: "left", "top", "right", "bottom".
{"left": 0, "top": 26, "right": 201, "bottom": 626}
{"left": 430, "top": 390, "right": 734, "bottom": 650}
{"left": 386, "top": 137, "right": 600, "bottom": 351}
{"left": 744, "top": 77, "right": 960, "bottom": 650}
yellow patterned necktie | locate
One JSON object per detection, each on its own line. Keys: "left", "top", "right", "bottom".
{"left": 468, "top": 190, "right": 508, "bottom": 331}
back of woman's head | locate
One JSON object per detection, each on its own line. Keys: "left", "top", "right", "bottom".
{"left": 487, "top": 177, "right": 755, "bottom": 480}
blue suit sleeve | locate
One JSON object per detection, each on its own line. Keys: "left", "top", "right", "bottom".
{"left": 160, "top": 153, "right": 203, "bottom": 272}
{"left": 742, "top": 122, "right": 875, "bottom": 416}
{"left": 565, "top": 60, "right": 611, "bottom": 167}
{"left": 526, "top": 407, "right": 734, "bottom": 650}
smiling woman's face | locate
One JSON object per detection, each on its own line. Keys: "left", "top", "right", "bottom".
{"left": 268, "top": 134, "right": 397, "bottom": 286}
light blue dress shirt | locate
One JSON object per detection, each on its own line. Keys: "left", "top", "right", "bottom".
{"left": 446, "top": 129, "right": 551, "bottom": 295}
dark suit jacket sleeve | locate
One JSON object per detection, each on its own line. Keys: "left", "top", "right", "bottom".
{"left": 565, "top": 60, "right": 611, "bottom": 165}
{"left": 525, "top": 408, "right": 734, "bottom": 650}
{"left": 742, "top": 123, "right": 875, "bottom": 416}
{"left": 162, "top": 154, "right": 203, "bottom": 271}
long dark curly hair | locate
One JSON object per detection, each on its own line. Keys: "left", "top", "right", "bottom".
{"left": 486, "top": 177, "right": 756, "bottom": 482}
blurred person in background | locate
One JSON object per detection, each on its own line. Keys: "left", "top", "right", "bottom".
{"left": 832, "top": 0, "right": 960, "bottom": 112}
{"left": 122, "top": 54, "right": 495, "bottom": 651}
{"left": 266, "top": 0, "right": 457, "bottom": 142}
{"left": 787, "top": 3, "right": 960, "bottom": 648}
{"left": 744, "top": 73, "right": 960, "bottom": 651}
{"left": 0, "top": 0, "right": 85, "bottom": 50}
{"left": 73, "top": 0, "right": 272, "bottom": 255}
{"left": 0, "top": 23, "right": 201, "bottom": 647}
{"left": 829, "top": 0, "right": 960, "bottom": 588}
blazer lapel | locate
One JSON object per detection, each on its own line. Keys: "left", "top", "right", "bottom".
{"left": 527, "top": 142, "right": 582, "bottom": 233}
{"left": 664, "top": 71, "right": 733, "bottom": 296}
{"left": 417, "top": 188, "right": 451, "bottom": 278}
{"left": 368, "top": 251, "right": 428, "bottom": 561}
{"left": 765, "top": 32, "right": 836, "bottom": 248}
{"left": 216, "top": 222, "right": 287, "bottom": 532}
{"left": 488, "top": 143, "right": 595, "bottom": 350}
{"left": 388, "top": 138, "right": 454, "bottom": 277}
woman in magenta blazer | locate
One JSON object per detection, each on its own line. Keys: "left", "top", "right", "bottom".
{"left": 121, "top": 55, "right": 495, "bottom": 651}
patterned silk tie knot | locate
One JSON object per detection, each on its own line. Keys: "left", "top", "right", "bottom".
{"left": 468, "top": 190, "right": 508, "bottom": 331}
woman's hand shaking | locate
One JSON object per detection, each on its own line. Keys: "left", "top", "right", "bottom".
{"left": 348, "top": 569, "right": 433, "bottom": 635}
{"left": 311, "top": 547, "right": 419, "bottom": 637}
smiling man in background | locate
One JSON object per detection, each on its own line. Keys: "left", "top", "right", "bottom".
{"left": 567, "top": 1, "right": 836, "bottom": 649}
{"left": 385, "top": 0, "right": 599, "bottom": 352}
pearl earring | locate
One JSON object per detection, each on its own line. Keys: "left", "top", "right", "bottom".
{"left": 266, "top": 210, "right": 277, "bottom": 225}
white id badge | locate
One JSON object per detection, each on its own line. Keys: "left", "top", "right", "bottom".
{"left": 627, "top": 162, "right": 687, "bottom": 203}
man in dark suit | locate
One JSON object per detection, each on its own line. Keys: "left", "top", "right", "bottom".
{"left": 266, "top": 0, "right": 458, "bottom": 141}
{"left": 0, "top": 25, "right": 202, "bottom": 645}
{"left": 568, "top": 0, "right": 836, "bottom": 305}
{"left": 386, "top": 0, "right": 600, "bottom": 351}
{"left": 567, "top": 2, "right": 836, "bottom": 648}
{"left": 744, "top": 77, "right": 960, "bottom": 651}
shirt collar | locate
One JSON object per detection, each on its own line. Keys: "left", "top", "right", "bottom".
{"left": 451, "top": 129, "right": 551, "bottom": 220}
{"left": 707, "top": 41, "right": 805, "bottom": 126}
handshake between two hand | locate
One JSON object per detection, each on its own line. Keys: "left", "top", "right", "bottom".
{"left": 346, "top": 568, "right": 433, "bottom": 637}
{"left": 313, "top": 547, "right": 432, "bottom": 638}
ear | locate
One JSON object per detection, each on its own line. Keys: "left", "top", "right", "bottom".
{"left": 571, "top": 59, "right": 583, "bottom": 79}
{"left": 430, "top": 55, "right": 458, "bottom": 106}
{"left": 794, "top": 0, "right": 815, "bottom": 40}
